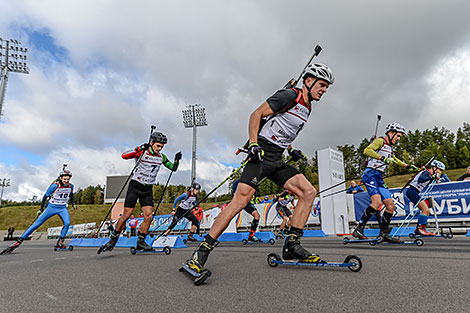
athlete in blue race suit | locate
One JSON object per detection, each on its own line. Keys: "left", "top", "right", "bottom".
{"left": 1, "top": 169, "right": 77, "bottom": 255}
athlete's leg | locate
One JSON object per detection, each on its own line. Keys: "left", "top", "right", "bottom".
{"left": 57, "top": 208, "right": 71, "bottom": 239}
{"left": 283, "top": 174, "right": 316, "bottom": 229}
{"left": 138, "top": 205, "right": 153, "bottom": 234}
{"left": 164, "top": 207, "right": 185, "bottom": 236}
{"left": 208, "top": 183, "right": 255, "bottom": 239}
{"left": 21, "top": 205, "right": 58, "bottom": 240}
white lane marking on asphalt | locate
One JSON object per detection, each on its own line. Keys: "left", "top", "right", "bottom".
{"left": 45, "top": 292, "right": 58, "bottom": 301}
{"left": 55, "top": 257, "right": 66, "bottom": 260}
{"left": 30, "top": 259, "right": 44, "bottom": 262}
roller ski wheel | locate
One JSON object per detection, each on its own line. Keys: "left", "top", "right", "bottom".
{"left": 180, "top": 262, "right": 212, "bottom": 286}
{"left": 269, "top": 238, "right": 275, "bottom": 245}
{"left": 409, "top": 233, "right": 416, "bottom": 239}
{"left": 342, "top": 237, "right": 378, "bottom": 245}
{"left": 266, "top": 253, "right": 362, "bottom": 272}
{"left": 446, "top": 233, "right": 453, "bottom": 239}
{"left": 414, "top": 239, "right": 424, "bottom": 246}
{"left": 344, "top": 255, "right": 362, "bottom": 272}
{"left": 242, "top": 239, "right": 248, "bottom": 245}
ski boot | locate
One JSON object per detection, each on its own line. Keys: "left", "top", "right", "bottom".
{"left": 352, "top": 225, "right": 367, "bottom": 239}
{"left": 282, "top": 230, "right": 324, "bottom": 263}
{"left": 378, "top": 228, "right": 401, "bottom": 243}
{"left": 186, "top": 233, "right": 198, "bottom": 242}
{"left": 54, "top": 237, "right": 67, "bottom": 250}
{"left": 1, "top": 238, "right": 23, "bottom": 255}
{"left": 184, "top": 235, "right": 217, "bottom": 273}
{"left": 247, "top": 234, "right": 262, "bottom": 242}
{"left": 136, "top": 232, "right": 154, "bottom": 251}
{"left": 97, "top": 231, "right": 120, "bottom": 254}
{"left": 415, "top": 225, "right": 435, "bottom": 236}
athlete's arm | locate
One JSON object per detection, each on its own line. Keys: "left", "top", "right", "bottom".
{"left": 40, "top": 183, "right": 58, "bottom": 211}
{"left": 417, "top": 171, "right": 432, "bottom": 183}
{"left": 363, "top": 138, "right": 385, "bottom": 159}
{"left": 162, "top": 153, "right": 179, "bottom": 171}
{"left": 248, "top": 102, "right": 275, "bottom": 144}
{"left": 173, "top": 193, "right": 188, "bottom": 209}
{"left": 391, "top": 155, "right": 408, "bottom": 168}
{"left": 122, "top": 148, "right": 144, "bottom": 160}
{"left": 69, "top": 185, "right": 76, "bottom": 207}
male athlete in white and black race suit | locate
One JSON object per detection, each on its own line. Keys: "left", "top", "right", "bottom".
{"left": 184, "top": 63, "right": 336, "bottom": 274}
{"left": 99, "top": 131, "right": 181, "bottom": 252}
{"left": 163, "top": 183, "right": 201, "bottom": 241}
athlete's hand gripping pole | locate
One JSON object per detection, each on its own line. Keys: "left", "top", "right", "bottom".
{"left": 95, "top": 125, "right": 156, "bottom": 237}
{"left": 152, "top": 159, "right": 250, "bottom": 240}
{"left": 400, "top": 154, "right": 437, "bottom": 193}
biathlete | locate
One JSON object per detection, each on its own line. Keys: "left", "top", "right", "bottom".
{"left": 352, "top": 123, "right": 419, "bottom": 243}
{"left": 1, "top": 170, "right": 77, "bottom": 255}
{"left": 162, "top": 183, "right": 201, "bottom": 241}
{"left": 184, "top": 63, "right": 336, "bottom": 274}
{"left": 406, "top": 160, "right": 446, "bottom": 236}
{"left": 100, "top": 132, "right": 181, "bottom": 252}
{"left": 232, "top": 179, "right": 262, "bottom": 242}
{"left": 274, "top": 190, "right": 294, "bottom": 238}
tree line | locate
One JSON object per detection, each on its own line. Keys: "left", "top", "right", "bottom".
{"left": 2, "top": 123, "right": 469, "bottom": 207}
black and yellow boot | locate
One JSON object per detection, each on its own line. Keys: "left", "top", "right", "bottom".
{"left": 185, "top": 235, "right": 218, "bottom": 273}
{"left": 282, "top": 228, "right": 324, "bottom": 263}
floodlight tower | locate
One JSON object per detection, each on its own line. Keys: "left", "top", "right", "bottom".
{"left": 0, "top": 38, "right": 30, "bottom": 120}
{"left": 182, "top": 104, "right": 208, "bottom": 185}
{"left": 0, "top": 178, "right": 11, "bottom": 207}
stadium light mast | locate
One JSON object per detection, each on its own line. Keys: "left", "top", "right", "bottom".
{"left": 182, "top": 104, "right": 208, "bottom": 185}
{"left": 0, "top": 178, "right": 11, "bottom": 207}
{"left": 0, "top": 37, "right": 30, "bottom": 120}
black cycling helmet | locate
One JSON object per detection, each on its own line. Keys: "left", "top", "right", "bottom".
{"left": 191, "top": 182, "right": 201, "bottom": 190}
{"left": 150, "top": 131, "right": 167, "bottom": 144}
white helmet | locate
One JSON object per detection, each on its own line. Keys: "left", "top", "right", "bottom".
{"left": 302, "top": 63, "right": 335, "bottom": 85}
{"left": 59, "top": 169, "right": 72, "bottom": 177}
{"left": 431, "top": 160, "right": 445, "bottom": 170}
{"left": 385, "top": 123, "right": 406, "bottom": 134}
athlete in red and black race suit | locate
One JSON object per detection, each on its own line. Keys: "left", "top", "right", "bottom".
{"left": 163, "top": 183, "right": 201, "bottom": 241}
{"left": 1, "top": 170, "right": 77, "bottom": 255}
{"left": 100, "top": 132, "right": 181, "bottom": 252}
{"left": 352, "top": 123, "right": 418, "bottom": 243}
{"left": 183, "top": 63, "right": 336, "bottom": 274}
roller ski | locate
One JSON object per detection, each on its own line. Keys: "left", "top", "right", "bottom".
{"left": 97, "top": 232, "right": 119, "bottom": 254}
{"left": 0, "top": 238, "right": 23, "bottom": 255}
{"left": 180, "top": 237, "right": 217, "bottom": 286}
{"left": 53, "top": 238, "right": 73, "bottom": 251}
{"left": 267, "top": 253, "right": 362, "bottom": 272}
{"left": 130, "top": 246, "right": 171, "bottom": 255}
{"left": 183, "top": 233, "right": 199, "bottom": 244}
{"left": 242, "top": 235, "right": 275, "bottom": 245}
{"left": 408, "top": 226, "right": 453, "bottom": 239}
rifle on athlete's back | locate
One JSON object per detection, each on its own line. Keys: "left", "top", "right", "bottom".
{"left": 242, "top": 45, "right": 323, "bottom": 150}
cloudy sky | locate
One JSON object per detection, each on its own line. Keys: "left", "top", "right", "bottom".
{"left": 0, "top": 0, "right": 469, "bottom": 201}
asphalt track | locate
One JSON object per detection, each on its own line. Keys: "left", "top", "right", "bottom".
{"left": 1, "top": 236, "right": 469, "bottom": 313}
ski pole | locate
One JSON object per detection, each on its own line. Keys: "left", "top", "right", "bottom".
{"left": 153, "top": 159, "right": 250, "bottom": 240}
{"left": 394, "top": 180, "right": 437, "bottom": 237}
{"left": 95, "top": 125, "right": 156, "bottom": 236}
{"left": 152, "top": 169, "right": 175, "bottom": 217}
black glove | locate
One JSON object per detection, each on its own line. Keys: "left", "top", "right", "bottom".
{"left": 136, "top": 143, "right": 150, "bottom": 152}
{"left": 248, "top": 143, "right": 264, "bottom": 162}
{"left": 288, "top": 148, "right": 305, "bottom": 162}
{"left": 174, "top": 151, "right": 182, "bottom": 161}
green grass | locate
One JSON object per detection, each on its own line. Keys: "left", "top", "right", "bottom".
{"left": 2, "top": 168, "right": 467, "bottom": 231}
{"left": 0, "top": 202, "right": 218, "bottom": 231}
